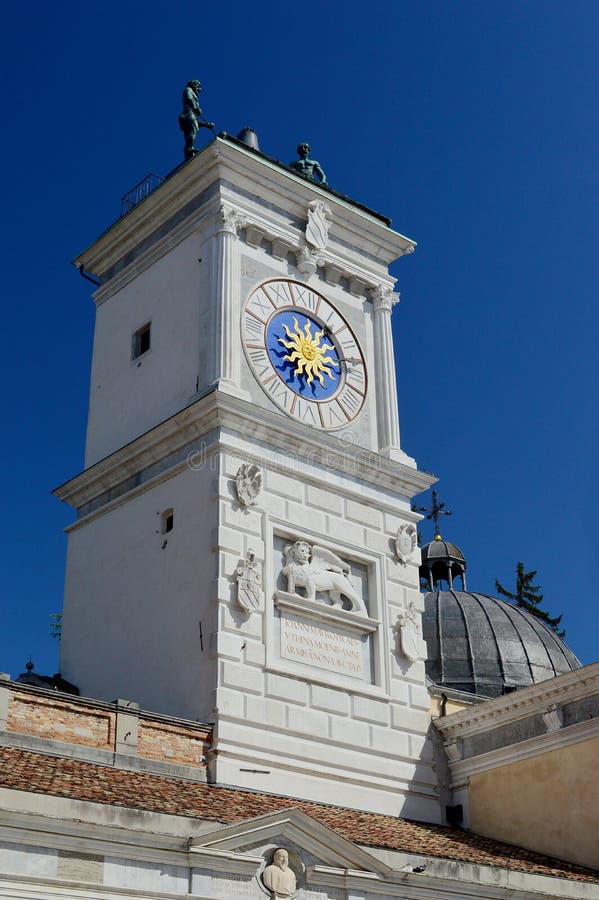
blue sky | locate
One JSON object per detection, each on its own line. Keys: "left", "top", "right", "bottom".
{"left": 1, "top": 2, "right": 597, "bottom": 680}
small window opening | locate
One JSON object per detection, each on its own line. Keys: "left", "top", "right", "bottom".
{"left": 161, "top": 509, "right": 174, "bottom": 534}
{"left": 132, "top": 322, "right": 151, "bottom": 359}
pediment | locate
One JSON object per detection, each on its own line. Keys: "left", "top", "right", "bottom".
{"left": 189, "top": 806, "right": 392, "bottom": 879}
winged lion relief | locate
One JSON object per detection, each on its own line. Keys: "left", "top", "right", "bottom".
{"left": 281, "top": 541, "right": 365, "bottom": 614}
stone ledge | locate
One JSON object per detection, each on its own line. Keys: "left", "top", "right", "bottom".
{"left": 274, "top": 591, "right": 379, "bottom": 634}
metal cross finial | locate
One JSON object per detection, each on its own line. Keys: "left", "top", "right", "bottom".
{"left": 416, "top": 488, "right": 452, "bottom": 538}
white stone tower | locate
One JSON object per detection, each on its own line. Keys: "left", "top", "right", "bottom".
{"left": 56, "top": 136, "right": 439, "bottom": 821}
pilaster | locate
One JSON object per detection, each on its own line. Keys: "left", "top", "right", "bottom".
{"left": 370, "top": 285, "right": 404, "bottom": 459}
{"left": 213, "top": 203, "right": 250, "bottom": 398}
{"left": 114, "top": 698, "right": 140, "bottom": 756}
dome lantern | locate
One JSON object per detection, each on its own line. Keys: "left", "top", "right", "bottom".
{"left": 420, "top": 535, "right": 467, "bottom": 591}
{"left": 416, "top": 488, "right": 467, "bottom": 590}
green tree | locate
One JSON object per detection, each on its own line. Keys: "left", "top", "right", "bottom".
{"left": 49, "top": 613, "right": 62, "bottom": 642}
{"left": 495, "top": 563, "right": 565, "bottom": 637}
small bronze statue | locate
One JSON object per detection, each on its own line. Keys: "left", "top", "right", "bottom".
{"left": 290, "top": 142, "right": 327, "bottom": 186}
{"left": 178, "top": 80, "right": 215, "bottom": 160}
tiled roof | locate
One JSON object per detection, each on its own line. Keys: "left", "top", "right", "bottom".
{"left": 0, "top": 746, "right": 597, "bottom": 883}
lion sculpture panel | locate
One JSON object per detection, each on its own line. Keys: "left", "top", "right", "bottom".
{"left": 281, "top": 541, "right": 365, "bottom": 614}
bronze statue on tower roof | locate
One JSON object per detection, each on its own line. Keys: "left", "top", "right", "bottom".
{"left": 290, "top": 142, "right": 327, "bottom": 187}
{"left": 178, "top": 80, "right": 215, "bottom": 160}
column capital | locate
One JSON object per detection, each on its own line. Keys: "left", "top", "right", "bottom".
{"left": 370, "top": 283, "right": 400, "bottom": 312}
{"left": 218, "top": 203, "right": 247, "bottom": 236}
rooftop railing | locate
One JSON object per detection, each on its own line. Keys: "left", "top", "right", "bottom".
{"left": 120, "top": 173, "right": 164, "bottom": 217}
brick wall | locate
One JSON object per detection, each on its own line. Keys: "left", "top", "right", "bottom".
{"left": 7, "top": 692, "right": 114, "bottom": 750}
{"left": 138, "top": 719, "right": 207, "bottom": 767}
{"left": 1, "top": 682, "right": 210, "bottom": 771}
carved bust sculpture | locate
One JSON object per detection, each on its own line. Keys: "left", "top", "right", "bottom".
{"left": 262, "top": 848, "right": 296, "bottom": 898}
{"left": 282, "top": 541, "right": 365, "bottom": 613}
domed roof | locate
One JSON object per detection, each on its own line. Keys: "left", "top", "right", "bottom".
{"left": 421, "top": 537, "right": 466, "bottom": 564}
{"left": 422, "top": 591, "right": 581, "bottom": 698}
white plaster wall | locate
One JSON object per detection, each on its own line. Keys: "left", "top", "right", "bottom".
{"left": 212, "top": 447, "right": 439, "bottom": 822}
{"left": 0, "top": 841, "right": 57, "bottom": 878}
{"left": 84, "top": 231, "right": 213, "bottom": 468}
{"left": 60, "top": 461, "right": 218, "bottom": 721}
{"left": 104, "top": 856, "right": 188, "bottom": 893}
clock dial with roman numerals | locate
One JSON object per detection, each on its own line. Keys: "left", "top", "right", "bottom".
{"left": 241, "top": 278, "right": 367, "bottom": 430}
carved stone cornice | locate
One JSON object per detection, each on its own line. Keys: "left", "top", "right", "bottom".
{"left": 54, "top": 390, "right": 435, "bottom": 520}
{"left": 75, "top": 137, "right": 416, "bottom": 291}
{"left": 447, "top": 717, "right": 599, "bottom": 789}
{"left": 212, "top": 208, "right": 400, "bottom": 300}
{"left": 434, "top": 661, "right": 599, "bottom": 741}
{"left": 370, "top": 284, "right": 400, "bottom": 312}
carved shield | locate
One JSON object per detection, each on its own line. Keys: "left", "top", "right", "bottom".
{"left": 306, "top": 200, "right": 331, "bottom": 250}
{"left": 399, "top": 622, "right": 420, "bottom": 663}
{"left": 237, "top": 577, "right": 260, "bottom": 613}
{"left": 395, "top": 524, "right": 416, "bottom": 564}
{"left": 235, "top": 464, "right": 262, "bottom": 508}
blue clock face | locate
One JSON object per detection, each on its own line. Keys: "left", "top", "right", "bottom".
{"left": 242, "top": 279, "right": 367, "bottom": 430}
{"left": 265, "top": 309, "right": 341, "bottom": 401}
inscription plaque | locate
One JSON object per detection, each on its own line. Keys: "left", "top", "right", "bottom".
{"left": 213, "top": 873, "right": 258, "bottom": 897}
{"left": 280, "top": 611, "right": 367, "bottom": 680}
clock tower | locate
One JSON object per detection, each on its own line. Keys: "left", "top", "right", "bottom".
{"left": 56, "top": 135, "right": 439, "bottom": 822}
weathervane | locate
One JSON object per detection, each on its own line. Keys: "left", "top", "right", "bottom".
{"left": 415, "top": 488, "right": 451, "bottom": 539}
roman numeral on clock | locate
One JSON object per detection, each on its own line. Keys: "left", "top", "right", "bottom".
{"left": 320, "top": 402, "right": 348, "bottom": 428}
{"left": 247, "top": 289, "right": 276, "bottom": 320}
{"left": 337, "top": 384, "right": 364, "bottom": 419}
{"left": 263, "top": 280, "right": 293, "bottom": 308}
{"left": 346, "top": 362, "right": 366, "bottom": 395}
{"left": 245, "top": 345, "right": 270, "bottom": 379}
{"left": 294, "top": 398, "right": 321, "bottom": 426}
{"left": 243, "top": 312, "right": 265, "bottom": 341}
{"left": 289, "top": 282, "right": 320, "bottom": 314}
{"left": 262, "top": 374, "right": 293, "bottom": 411}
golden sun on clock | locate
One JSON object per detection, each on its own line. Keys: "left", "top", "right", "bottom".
{"left": 241, "top": 278, "right": 367, "bottom": 430}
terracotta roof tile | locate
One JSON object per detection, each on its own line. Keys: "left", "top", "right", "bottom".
{"left": 0, "top": 746, "right": 596, "bottom": 883}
